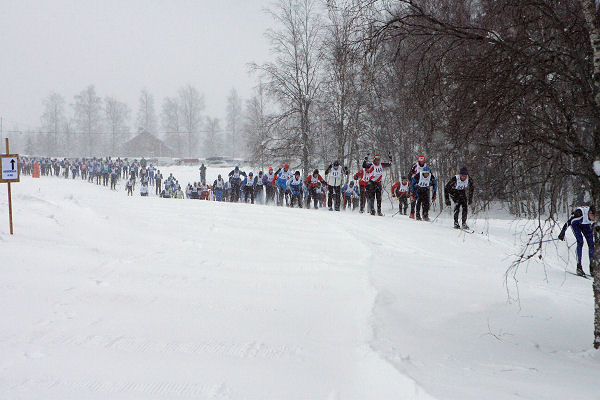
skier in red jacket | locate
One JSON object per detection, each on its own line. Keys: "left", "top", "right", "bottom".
{"left": 305, "top": 169, "right": 326, "bottom": 209}
{"left": 354, "top": 158, "right": 371, "bottom": 213}
{"left": 366, "top": 153, "right": 392, "bottom": 216}
{"left": 391, "top": 176, "right": 410, "bottom": 215}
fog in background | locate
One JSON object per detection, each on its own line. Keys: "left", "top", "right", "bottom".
{"left": 0, "top": 0, "right": 270, "bottom": 133}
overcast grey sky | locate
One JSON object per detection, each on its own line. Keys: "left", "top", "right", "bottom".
{"left": 0, "top": 0, "right": 272, "bottom": 131}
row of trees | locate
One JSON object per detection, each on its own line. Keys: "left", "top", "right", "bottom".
{"left": 10, "top": 86, "right": 246, "bottom": 159}
{"left": 242, "top": 0, "right": 600, "bottom": 348}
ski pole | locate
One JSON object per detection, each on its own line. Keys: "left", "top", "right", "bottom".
{"left": 531, "top": 238, "right": 560, "bottom": 246}
{"left": 431, "top": 207, "right": 444, "bottom": 223}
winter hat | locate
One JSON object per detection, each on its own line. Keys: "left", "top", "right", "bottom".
{"left": 401, "top": 176, "right": 408, "bottom": 180}
{"left": 422, "top": 167, "right": 431, "bottom": 174}
{"left": 284, "top": 163, "right": 290, "bottom": 169}
{"left": 418, "top": 155, "right": 426, "bottom": 162}
{"left": 459, "top": 167, "right": 468, "bottom": 175}
{"left": 294, "top": 170, "right": 301, "bottom": 176}
{"left": 235, "top": 166, "right": 239, "bottom": 170}
{"left": 313, "top": 169, "right": 319, "bottom": 175}
{"left": 249, "top": 172, "right": 253, "bottom": 176}
{"left": 268, "top": 166, "right": 273, "bottom": 171}
{"left": 333, "top": 160, "right": 340, "bottom": 166}
{"left": 374, "top": 154, "right": 381, "bottom": 159}
{"left": 350, "top": 180, "right": 354, "bottom": 185}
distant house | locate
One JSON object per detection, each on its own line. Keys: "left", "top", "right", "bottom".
{"left": 120, "top": 131, "right": 175, "bottom": 158}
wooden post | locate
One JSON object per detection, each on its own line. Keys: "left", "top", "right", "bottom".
{"left": 6, "top": 138, "right": 13, "bottom": 235}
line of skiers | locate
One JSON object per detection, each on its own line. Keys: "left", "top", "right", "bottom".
{"left": 387, "top": 155, "right": 473, "bottom": 229}
{"left": 20, "top": 156, "right": 185, "bottom": 199}
{"left": 212, "top": 154, "right": 473, "bottom": 228}
{"left": 20, "top": 154, "right": 477, "bottom": 229}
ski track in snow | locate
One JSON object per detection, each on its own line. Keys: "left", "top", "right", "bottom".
{"left": 1, "top": 169, "right": 599, "bottom": 399}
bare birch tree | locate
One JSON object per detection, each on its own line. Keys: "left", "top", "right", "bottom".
{"left": 41, "top": 92, "right": 66, "bottom": 156}
{"left": 161, "top": 97, "right": 183, "bottom": 156}
{"left": 73, "top": 85, "right": 103, "bottom": 156}
{"left": 104, "top": 97, "right": 130, "bottom": 155}
{"left": 136, "top": 88, "right": 158, "bottom": 134}
{"left": 251, "top": 0, "right": 324, "bottom": 173}
{"left": 204, "top": 117, "right": 222, "bottom": 158}
{"left": 226, "top": 88, "right": 242, "bottom": 159}
{"left": 178, "top": 85, "right": 204, "bottom": 158}
{"left": 579, "top": 0, "right": 600, "bottom": 349}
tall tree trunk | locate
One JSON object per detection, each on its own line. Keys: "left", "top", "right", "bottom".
{"left": 301, "top": 104, "right": 310, "bottom": 175}
{"left": 593, "top": 183, "right": 600, "bottom": 348}
{"left": 580, "top": 0, "right": 600, "bottom": 348}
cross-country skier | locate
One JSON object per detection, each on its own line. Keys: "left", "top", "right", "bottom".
{"left": 410, "top": 166, "right": 437, "bottom": 221}
{"left": 274, "top": 164, "right": 293, "bottom": 206}
{"left": 325, "top": 160, "right": 348, "bottom": 211}
{"left": 353, "top": 158, "right": 371, "bottom": 213}
{"left": 341, "top": 181, "right": 360, "bottom": 211}
{"left": 155, "top": 170, "right": 163, "bottom": 195}
{"left": 213, "top": 175, "right": 225, "bottom": 201}
{"left": 255, "top": 171, "right": 264, "bottom": 204}
{"left": 365, "top": 154, "right": 392, "bottom": 216}
{"left": 408, "top": 155, "right": 428, "bottom": 218}
{"left": 445, "top": 167, "right": 474, "bottom": 229}
{"left": 110, "top": 166, "right": 119, "bottom": 190}
{"left": 558, "top": 205, "right": 597, "bottom": 276}
{"left": 241, "top": 172, "right": 257, "bottom": 204}
{"left": 263, "top": 167, "right": 277, "bottom": 205}
{"left": 140, "top": 182, "right": 149, "bottom": 197}
{"left": 148, "top": 164, "right": 156, "bottom": 186}
{"left": 199, "top": 163, "right": 207, "bottom": 185}
{"left": 289, "top": 171, "right": 304, "bottom": 208}
{"left": 126, "top": 177, "right": 134, "bottom": 196}
{"left": 391, "top": 176, "right": 410, "bottom": 215}
{"left": 305, "top": 169, "right": 326, "bottom": 209}
{"left": 228, "top": 166, "right": 247, "bottom": 203}
{"left": 122, "top": 159, "right": 129, "bottom": 179}
{"left": 102, "top": 161, "right": 110, "bottom": 186}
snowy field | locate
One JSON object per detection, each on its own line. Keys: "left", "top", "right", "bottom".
{"left": 1, "top": 166, "right": 599, "bottom": 400}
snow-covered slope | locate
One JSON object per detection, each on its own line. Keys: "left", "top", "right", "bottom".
{"left": 1, "top": 170, "right": 599, "bottom": 399}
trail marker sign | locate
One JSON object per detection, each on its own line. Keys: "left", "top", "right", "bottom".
{"left": 2, "top": 138, "right": 18, "bottom": 234}
{"left": 1, "top": 154, "right": 19, "bottom": 183}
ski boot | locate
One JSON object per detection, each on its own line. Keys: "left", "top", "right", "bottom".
{"left": 377, "top": 211, "right": 384, "bottom": 216}
{"left": 415, "top": 214, "right": 422, "bottom": 221}
{"left": 370, "top": 210, "right": 376, "bottom": 216}
{"left": 454, "top": 222, "right": 460, "bottom": 229}
{"left": 409, "top": 212, "right": 415, "bottom": 219}
{"left": 576, "top": 264, "right": 585, "bottom": 277}
{"left": 462, "top": 223, "right": 470, "bottom": 230}
{"left": 329, "top": 207, "right": 334, "bottom": 211}
{"left": 423, "top": 216, "right": 430, "bottom": 222}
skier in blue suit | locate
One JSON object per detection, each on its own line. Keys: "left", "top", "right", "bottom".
{"left": 559, "top": 205, "right": 596, "bottom": 276}
{"left": 241, "top": 172, "right": 257, "bottom": 204}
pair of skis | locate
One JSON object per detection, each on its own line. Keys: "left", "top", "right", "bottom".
{"left": 567, "top": 271, "right": 593, "bottom": 280}
{"left": 454, "top": 227, "right": 475, "bottom": 234}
